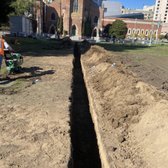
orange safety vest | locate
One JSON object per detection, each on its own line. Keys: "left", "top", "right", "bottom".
{"left": 0, "top": 39, "right": 4, "bottom": 56}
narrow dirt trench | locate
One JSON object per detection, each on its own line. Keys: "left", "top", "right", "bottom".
{"left": 68, "top": 45, "right": 101, "bottom": 168}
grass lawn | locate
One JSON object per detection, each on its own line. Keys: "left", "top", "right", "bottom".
{"left": 4, "top": 37, "right": 168, "bottom": 57}
{"left": 5, "top": 37, "right": 64, "bottom": 53}
{"left": 97, "top": 43, "right": 168, "bottom": 57}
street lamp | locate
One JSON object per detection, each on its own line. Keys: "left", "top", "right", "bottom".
{"left": 156, "top": 20, "right": 161, "bottom": 43}
{"left": 149, "top": 21, "right": 154, "bottom": 46}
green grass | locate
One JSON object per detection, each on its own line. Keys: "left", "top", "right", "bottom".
{"left": 5, "top": 37, "right": 168, "bottom": 57}
{"left": 127, "top": 45, "right": 168, "bottom": 57}
{"left": 97, "top": 43, "right": 168, "bottom": 57}
{"left": 6, "top": 37, "right": 63, "bottom": 53}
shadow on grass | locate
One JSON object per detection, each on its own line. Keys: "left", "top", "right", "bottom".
{"left": 96, "top": 43, "right": 151, "bottom": 52}
{"left": 22, "top": 49, "right": 73, "bottom": 57}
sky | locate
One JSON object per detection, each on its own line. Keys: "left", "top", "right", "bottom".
{"left": 115, "top": 0, "right": 156, "bottom": 9}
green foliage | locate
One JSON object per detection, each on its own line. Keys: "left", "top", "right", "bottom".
{"left": 152, "top": 34, "right": 156, "bottom": 39}
{"left": 103, "top": 24, "right": 112, "bottom": 37}
{"left": 0, "top": 0, "right": 14, "bottom": 23}
{"left": 139, "top": 33, "right": 145, "bottom": 39}
{"left": 109, "top": 20, "right": 128, "bottom": 39}
{"left": 10, "top": 0, "right": 34, "bottom": 16}
{"left": 159, "top": 35, "right": 165, "bottom": 40}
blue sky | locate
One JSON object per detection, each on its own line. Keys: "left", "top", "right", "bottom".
{"left": 115, "top": 0, "right": 155, "bottom": 9}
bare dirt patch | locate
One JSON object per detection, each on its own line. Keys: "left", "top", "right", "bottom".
{"left": 82, "top": 46, "right": 168, "bottom": 168}
{"left": 0, "top": 51, "right": 73, "bottom": 168}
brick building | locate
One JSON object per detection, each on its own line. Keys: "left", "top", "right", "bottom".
{"left": 35, "top": 0, "right": 163, "bottom": 39}
{"left": 36, "top": 0, "right": 101, "bottom": 38}
{"left": 102, "top": 17, "right": 162, "bottom": 39}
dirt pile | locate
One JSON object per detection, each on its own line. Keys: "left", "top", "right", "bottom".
{"left": 81, "top": 46, "right": 168, "bottom": 168}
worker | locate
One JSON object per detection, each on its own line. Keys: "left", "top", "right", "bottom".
{"left": 0, "top": 33, "right": 5, "bottom": 70}
{"left": 0, "top": 33, "right": 14, "bottom": 79}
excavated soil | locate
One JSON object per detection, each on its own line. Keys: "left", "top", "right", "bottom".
{"left": 0, "top": 44, "right": 168, "bottom": 168}
{"left": 81, "top": 46, "right": 168, "bottom": 168}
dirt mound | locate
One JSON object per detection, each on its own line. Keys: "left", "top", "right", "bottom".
{"left": 82, "top": 46, "right": 168, "bottom": 168}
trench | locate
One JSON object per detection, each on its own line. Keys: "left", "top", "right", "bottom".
{"left": 68, "top": 45, "right": 101, "bottom": 168}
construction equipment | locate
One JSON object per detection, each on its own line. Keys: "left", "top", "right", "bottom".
{"left": 4, "top": 49, "right": 23, "bottom": 74}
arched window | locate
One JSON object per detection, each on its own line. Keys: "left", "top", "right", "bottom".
{"left": 141, "top": 29, "right": 144, "bottom": 34}
{"left": 51, "top": 13, "right": 56, "bottom": 20}
{"left": 137, "top": 29, "right": 140, "bottom": 35}
{"left": 73, "top": 0, "right": 78, "bottom": 12}
{"left": 128, "top": 29, "right": 131, "bottom": 35}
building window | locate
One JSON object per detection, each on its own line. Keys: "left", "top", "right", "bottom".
{"left": 137, "top": 29, "right": 140, "bottom": 35}
{"left": 73, "top": 0, "right": 78, "bottom": 12}
{"left": 128, "top": 29, "right": 131, "bottom": 34}
{"left": 104, "top": 8, "right": 107, "bottom": 13}
{"left": 145, "top": 30, "right": 148, "bottom": 36}
{"left": 51, "top": 13, "right": 56, "bottom": 20}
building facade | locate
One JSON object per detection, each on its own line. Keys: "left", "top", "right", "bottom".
{"left": 122, "top": 5, "right": 155, "bottom": 20}
{"left": 102, "top": 17, "right": 162, "bottom": 40}
{"left": 153, "top": 0, "right": 168, "bottom": 23}
{"left": 34, "top": 0, "right": 163, "bottom": 38}
{"left": 36, "top": 0, "right": 101, "bottom": 38}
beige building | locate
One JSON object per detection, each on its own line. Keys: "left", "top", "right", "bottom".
{"left": 153, "top": 0, "right": 168, "bottom": 23}
{"left": 122, "top": 5, "right": 155, "bottom": 20}
{"left": 161, "top": 23, "right": 168, "bottom": 34}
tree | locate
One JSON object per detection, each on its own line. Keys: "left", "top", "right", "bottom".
{"left": 165, "top": 33, "right": 168, "bottom": 40}
{"left": 109, "top": 20, "right": 128, "bottom": 39}
{"left": 103, "top": 24, "right": 112, "bottom": 37}
{"left": 159, "top": 35, "right": 166, "bottom": 40}
{"left": 10, "top": 0, "right": 35, "bottom": 16}
{"left": 0, "top": 0, "right": 14, "bottom": 23}
{"left": 9, "top": 0, "right": 38, "bottom": 33}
